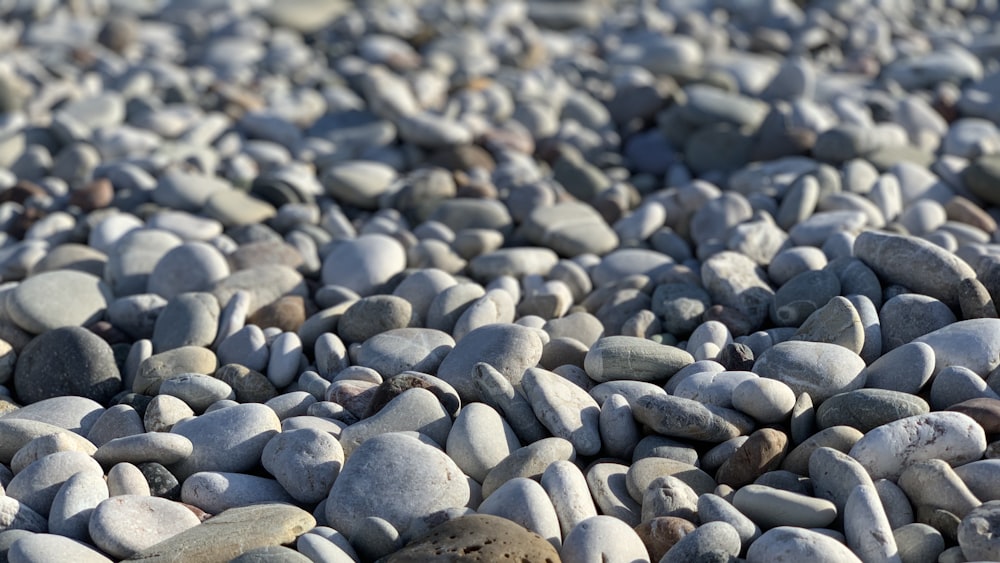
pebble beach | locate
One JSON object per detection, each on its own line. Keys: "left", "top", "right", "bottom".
{"left": 1, "top": 0, "right": 1000, "bottom": 561}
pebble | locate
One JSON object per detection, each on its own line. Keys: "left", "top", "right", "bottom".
{"left": 7, "top": 533, "right": 113, "bottom": 563}
{"left": 151, "top": 292, "right": 220, "bottom": 352}
{"left": 660, "top": 521, "right": 741, "bottom": 563}
{"left": 816, "top": 389, "right": 930, "bottom": 432}
{"left": 862, "top": 341, "right": 936, "bottom": 394}
{"left": 522, "top": 367, "right": 601, "bottom": 456}
{"left": 753, "top": 341, "right": 867, "bottom": 403}
{"left": 958, "top": 500, "right": 1000, "bottom": 561}
{"left": 585, "top": 335, "right": 693, "bottom": 383}
{"left": 325, "top": 432, "right": 470, "bottom": 540}
{"left": 147, "top": 242, "right": 230, "bottom": 300}
{"left": 848, "top": 411, "right": 987, "bottom": 480}
{"left": 261, "top": 427, "right": 343, "bottom": 504}
{"left": 6, "top": 450, "right": 103, "bottom": 517}
{"left": 746, "top": 526, "right": 862, "bottom": 563}
{"left": 356, "top": 328, "right": 454, "bottom": 378}
{"left": 561, "top": 515, "right": 650, "bottom": 563}
{"left": 13, "top": 326, "right": 121, "bottom": 405}
{"left": 338, "top": 387, "right": 452, "bottom": 456}
{"left": 321, "top": 234, "right": 407, "bottom": 297}
{"left": 49, "top": 470, "right": 108, "bottom": 541}
{"left": 632, "top": 392, "right": 755, "bottom": 443}
{"left": 107, "top": 462, "right": 150, "bottom": 497}
{"left": 7, "top": 271, "right": 112, "bottom": 334}
{"left": 382, "top": 514, "right": 560, "bottom": 562}
{"left": 478, "top": 477, "right": 562, "bottom": 549}
{"left": 894, "top": 523, "right": 945, "bottom": 563}
{"left": 168, "top": 403, "right": 281, "bottom": 480}
{"left": 88, "top": 495, "right": 201, "bottom": 559}
{"left": 436, "top": 323, "right": 545, "bottom": 403}
{"left": 181, "top": 472, "right": 293, "bottom": 514}
{"left": 445, "top": 402, "right": 520, "bottom": 483}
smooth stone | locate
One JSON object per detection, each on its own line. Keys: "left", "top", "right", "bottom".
{"left": 89, "top": 495, "right": 201, "bottom": 559}
{"left": 122, "top": 503, "right": 316, "bottom": 562}
{"left": 10, "top": 431, "right": 98, "bottom": 475}
{"left": 958, "top": 500, "right": 1000, "bottom": 561}
{"left": 854, "top": 231, "right": 976, "bottom": 308}
{"left": 425, "top": 283, "right": 486, "bottom": 334}
{"left": 732, "top": 485, "right": 837, "bottom": 529}
{"left": 522, "top": 367, "right": 601, "bottom": 456}
{"left": 716, "top": 428, "right": 789, "bottom": 488}
{"left": 159, "top": 374, "right": 234, "bottom": 414}
{"left": 181, "top": 472, "right": 293, "bottom": 514}
{"left": 364, "top": 371, "right": 460, "bottom": 419}
{"left": 107, "top": 294, "right": 167, "bottom": 340}
{"left": 641, "top": 475, "right": 698, "bottom": 523}
{"left": 230, "top": 546, "right": 313, "bottom": 563}
{"left": 894, "top": 523, "right": 945, "bottom": 563}
{"left": 445, "top": 402, "right": 520, "bottom": 484}
{"left": 634, "top": 517, "right": 695, "bottom": 563}
{"left": 899, "top": 459, "right": 981, "bottom": 520}
{"left": 540, "top": 460, "right": 598, "bottom": 537}
{"left": 0, "top": 419, "right": 96, "bottom": 466}
{"left": 337, "top": 295, "right": 413, "bottom": 346}
{"left": 6, "top": 451, "right": 103, "bottom": 517}
{"left": 151, "top": 292, "right": 220, "bottom": 352}
{"left": 338, "top": 388, "right": 451, "bottom": 457}
{"left": 816, "top": 389, "right": 930, "bottom": 432}
{"left": 585, "top": 336, "right": 694, "bottom": 383}
{"left": 632, "top": 393, "right": 756, "bottom": 443}
{"left": 87, "top": 404, "right": 145, "bottom": 447}
{"left": 701, "top": 251, "right": 775, "bottom": 328}
{"left": 844, "top": 484, "right": 900, "bottom": 563}
{"left": 746, "top": 526, "right": 862, "bottom": 562}
{"left": 8, "top": 533, "right": 113, "bottom": 562}
{"left": 600, "top": 393, "right": 641, "bottom": 460}
{"left": 809, "top": 446, "right": 877, "bottom": 522}
{"left": 472, "top": 363, "right": 549, "bottom": 444}
{"left": 651, "top": 283, "right": 712, "bottom": 336}
{"left": 143, "top": 395, "right": 194, "bottom": 433}
{"left": 481, "top": 436, "right": 575, "bottom": 499}
{"left": 660, "top": 521, "right": 741, "bottom": 563}
{"left": 948, "top": 397, "right": 1000, "bottom": 434}
{"left": 1, "top": 396, "right": 103, "bottom": 436}
{"left": 107, "top": 462, "right": 150, "bottom": 497}
{"left": 49, "top": 470, "right": 108, "bottom": 541}
{"left": 931, "top": 365, "right": 1000, "bottom": 410}
{"left": 296, "top": 527, "right": 359, "bottom": 563}
{"left": 202, "top": 189, "right": 277, "bottom": 227}
{"left": 215, "top": 324, "right": 271, "bottom": 372}
{"left": 380, "top": 514, "right": 560, "bottom": 563}
{"left": 863, "top": 341, "right": 936, "bottom": 394}
{"left": 914, "top": 319, "right": 1000, "bottom": 377}
{"left": 586, "top": 462, "right": 641, "bottom": 527}
{"left": 325, "top": 433, "right": 470, "bottom": 539}
{"left": 210, "top": 266, "right": 308, "bottom": 318}
{"left": 147, "top": 242, "right": 230, "bottom": 300}
{"left": 14, "top": 326, "right": 121, "bottom": 404}
{"left": 698, "top": 493, "right": 761, "bottom": 549}
{"left": 521, "top": 201, "right": 619, "bottom": 257}
{"left": 477, "top": 478, "right": 562, "bottom": 549}
{"left": 561, "top": 515, "right": 650, "bottom": 563}
{"left": 168, "top": 403, "right": 281, "bottom": 480}
{"left": 770, "top": 269, "right": 841, "bottom": 327}
{"left": 261, "top": 427, "right": 343, "bottom": 504}
{"left": 322, "top": 160, "right": 396, "bottom": 209}
{"left": 436, "top": 323, "right": 545, "bottom": 403}
{"left": 92, "top": 431, "right": 192, "bottom": 467}
{"left": 954, "top": 459, "right": 1000, "bottom": 501}
{"left": 731, "top": 377, "right": 797, "bottom": 424}
{"left": 133, "top": 346, "right": 217, "bottom": 395}
{"left": 214, "top": 364, "right": 278, "bottom": 404}
{"left": 467, "top": 248, "right": 559, "bottom": 282}
{"left": 627, "top": 457, "right": 717, "bottom": 500}
{"left": 792, "top": 296, "right": 865, "bottom": 354}
{"left": 849, "top": 412, "right": 987, "bottom": 480}
{"left": 672, "top": 369, "right": 753, "bottom": 408}
{"left": 321, "top": 234, "right": 406, "bottom": 297}
{"left": 105, "top": 229, "right": 183, "bottom": 297}
{"left": 753, "top": 341, "right": 866, "bottom": 403}
{"left": 356, "top": 328, "right": 454, "bottom": 379}
{"left": 880, "top": 294, "right": 957, "bottom": 353}
{"left": 0, "top": 496, "right": 47, "bottom": 533}
{"left": 266, "top": 332, "right": 302, "bottom": 389}
{"left": 8, "top": 271, "right": 111, "bottom": 334}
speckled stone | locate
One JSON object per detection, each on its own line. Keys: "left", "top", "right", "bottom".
{"left": 381, "top": 514, "right": 560, "bottom": 563}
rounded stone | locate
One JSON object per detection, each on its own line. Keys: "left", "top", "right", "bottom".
{"left": 445, "top": 402, "right": 520, "bottom": 483}
{"left": 8, "top": 271, "right": 112, "bottom": 334}
{"left": 338, "top": 295, "right": 414, "bottom": 345}
{"left": 436, "top": 323, "right": 545, "bottom": 403}
{"left": 747, "top": 526, "right": 862, "bottom": 563}
{"left": 816, "top": 389, "right": 930, "bottom": 432}
{"left": 381, "top": 514, "right": 560, "bottom": 563}
{"left": 168, "top": 403, "right": 281, "bottom": 480}
{"left": 13, "top": 327, "right": 121, "bottom": 405}
{"left": 88, "top": 495, "right": 201, "bottom": 559}
{"left": 561, "top": 515, "right": 650, "bottom": 563}
{"left": 147, "top": 242, "right": 230, "bottom": 300}
{"left": 356, "top": 328, "right": 454, "bottom": 379}
{"left": 180, "top": 472, "right": 294, "bottom": 514}
{"left": 585, "top": 336, "right": 694, "bottom": 383}
{"left": 752, "top": 341, "right": 866, "bottom": 403}
{"left": 261, "top": 427, "right": 344, "bottom": 504}
{"left": 958, "top": 500, "right": 1000, "bottom": 561}
{"left": 321, "top": 234, "right": 407, "bottom": 297}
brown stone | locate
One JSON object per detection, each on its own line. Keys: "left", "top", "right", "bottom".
{"left": 124, "top": 503, "right": 315, "bottom": 563}
{"left": 958, "top": 278, "right": 998, "bottom": 320}
{"left": 69, "top": 178, "right": 114, "bottom": 211}
{"left": 381, "top": 514, "right": 560, "bottom": 563}
{"left": 247, "top": 295, "right": 310, "bottom": 332}
{"left": 212, "top": 364, "right": 277, "bottom": 404}
{"left": 326, "top": 379, "right": 379, "bottom": 420}
{"left": 425, "top": 144, "right": 496, "bottom": 172}
{"left": 946, "top": 195, "right": 998, "bottom": 233}
{"left": 228, "top": 241, "right": 304, "bottom": 272}
{"left": 716, "top": 428, "right": 790, "bottom": 488}
{"left": 948, "top": 397, "right": 1000, "bottom": 435}
{"left": 634, "top": 516, "right": 695, "bottom": 562}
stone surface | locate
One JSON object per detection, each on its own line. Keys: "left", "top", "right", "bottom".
{"left": 381, "top": 514, "right": 560, "bottom": 562}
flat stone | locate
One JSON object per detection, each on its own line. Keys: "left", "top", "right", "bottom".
{"left": 467, "top": 248, "right": 560, "bottom": 281}
{"left": 781, "top": 425, "right": 864, "bottom": 477}
{"left": 753, "top": 341, "right": 866, "bottom": 403}
{"left": 8, "top": 533, "right": 113, "bottom": 562}
{"left": 914, "top": 318, "right": 1000, "bottom": 377}
{"left": 849, "top": 411, "right": 987, "bottom": 480}
{"left": 522, "top": 367, "right": 601, "bottom": 456}
{"left": 733, "top": 485, "right": 837, "bottom": 529}
{"left": 894, "top": 523, "right": 946, "bottom": 563}
{"left": 881, "top": 294, "right": 958, "bottom": 353}
{"left": 854, "top": 231, "right": 977, "bottom": 308}
{"left": 1, "top": 396, "right": 104, "bottom": 436}
{"left": 585, "top": 336, "right": 693, "bottom": 383}
{"left": 6, "top": 450, "right": 103, "bottom": 517}
{"left": 540, "top": 460, "right": 598, "bottom": 537}
{"left": 816, "top": 389, "right": 930, "bottom": 433}
{"left": 522, "top": 202, "right": 619, "bottom": 257}
{"left": 478, "top": 478, "right": 562, "bottom": 549}
{"left": 381, "top": 514, "right": 560, "bottom": 563}
{"left": 627, "top": 456, "right": 717, "bottom": 500}
{"left": 356, "top": 328, "right": 454, "bottom": 379}
{"left": 632, "top": 393, "right": 755, "bottom": 443}
{"left": 180, "top": 472, "right": 294, "bottom": 514}
{"left": 730, "top": 377, "right": 797, "bottom": 424}
{"left": 321, "top": 234, "right": 407, "bottom": 297}
{"left": 13, "top": 327, "right": 121, "bottom": 405}
{"left": 168, "top": 403, "right": 281, "bottom": 480}
{"left": 746, "top": 526, "right": 862, "bottom": 562}
{"left": 8, "top": 270, "right": 111, "bottom": 335}
{"left": 104, "top": 229, "right": 183, "bottom": 297}
{"left": 862, "top": 341, "right": 936, "bottom": 394}
{"left": 134, "top": 346, "right": 217, "bottom": 396}
{"left": 203, "top": 190, "right": 277, "bottom": 227}
{"left": 147, "top": 242, "right": 230, "bottom": 301}
{"left": 325, "top": 433, "right": 470, "bottom": 539}
{"left": 338, "top": 387, "right": 452, "bottom": 456}
{"left": 436, "top": 323, "right": 545, "bottom": 403}
{"left": 211, "top": 265, "right": 308, "bottom": 317}
{"left": 482, "top": 437, "right": 575, "bottom": 499}
{"left": 123, "top": 503, "right": 316, "bottom": 562}
{"left": 89, "top": 495, "right": 202, "bottom": 559}
{"left": 94, "top": 433, "right": 194, "bottom": 467}
{"left": 445, "top": 402, "right": 520, "bottom": 483}
{"left": 338, "top": 295, "right": 414, "bottom": 345}
{"left": 151, "top": 293, "right": 220, "bottom": 353}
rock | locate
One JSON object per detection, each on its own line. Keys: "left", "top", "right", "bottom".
{"left": 147, "top": 242, "right": 230, "bottom": 300}
{"left": 863, "top": 341, "right": 936, "bottom": 394}
{"left": 8, "top": 533, "right": 113, "bottom": 562}
{"left": 478, "top": 478, "right": 562, "bottom": 549}
{"left": 380, "top": 514, "right": 560, "bottom": 563}
{"left": 134, "top": 346, "right": 218, "bottom": 396}
{"left": 894, "top": 523, "right": 945, "bottom": 563}
{"left": 914, "top": 318, "right": 1000, "bottom": 377}
{"left": 854, "top": 231, "right": 976, "bottom": 308}
{"left": 159, "top": 373, "right": 235, "bottom": 414}
{"left": 472, "top": 363, "right": 549, "bottom": 444}
{"left": 816, "top": 389, "right": 930, "bottom": 432}
{"left": 8, "top": 271, "right": 112, "bottom": 334}
{"left": 151, "top": 292, "right": 220, "bottom": 352}
{"left": 13, "top": 326, "right": 121, "bottom": 405}
{"left": 1, "top": 396, "right": 103, "bottom": 436}
{"left": 880, "top": 294, "right": 957, "bottom": 353}
{"left": 540, "top": 460, "right": 598, "bottom": 537}
{"left": 899, "top": 459, "right": 981, "bottom": 520}
{"left": 770, "top": 270, "right": 841, "bottom": 327}
{"left": 49, "top": 470, "right": 108, "bottom": 540}
{"left": 627, "top": 457, "right": 717, "bottom": 499}
{"left": 958, "top": 500, "right": 1000, "bottom": 561}
{"left": 6, "top": 450, "right": 103, "bottom": 517}
{"left": 325, "top": 433, "right": 470, "bottom": 539}
{"left": 585, "top": 336, "right": 693, "bottom": 383}
{"left": 261, "top": 427, "right": 343, "bottom": 504}
{"left": 746, "top": 527, "right": 862, "bottom": 562}
{"left": 753, "top": 341, "right": 866, "bottom": 403}
{"left": 0, "top": 496, "right": 47, "bottom": 532}
{"left": 321, "top": 235, "right": 407, "bottom": 297}
{"left": 122, "top": 503, "right": 315, "bottom": 562}
{"left": 211, "top": 266, "right": 308, "bottom": 318}
{"left": 849, "top": 412, "right": 987, "bottom": 480}
{"left": 660, "top": 521, "right": 741, "bottom": 563}
{"left": 445, "top": 402, "right": 520, "bottom": 483}
{"left": 632, "top": 393, "right": 755, "bottom": 443}
{"left": 522, "top": 367, "right": 601, "bottom": 456}
{"left": 356, "top": 328, "right": 454, "bottom": 379}
{"left": 89, "top": 495, "right": 202, "bottom": 559}
{"left": 634, "top": 517, "right": 695, "bottom": 562}
{"left": 436, "top": 323, "right": 545, "bottom": 403}
{"left": 698, "top": 493, "right": 760, "bottom": 549}
{"left": 730, "top": 377, "right": 797, "bottom": 424}
{"left": 561, "top": 515, "right": 650, "bottom": 563}
{"left": 338, "top": 388, "right": 452, "bottom": 456}
{"left": 482, "top": 438, "right": 575, "bottom": 499}
{"left": 181, "top": 472, "right": 294, "bottom": 514}
{"left": 338, "top": 296, "right": 414, "bottom": 345}
{"left": 168, "top": 403, "right": 281, "bottom": 480}
{"left": 716, "top": 428, "right": 789, "bottom": 488}
{"left": 791, "top": 296, "right": 865, "bottom": 354}
{"left": 94, "top": 433, "right": 194, "bottom": 467}
{"left": 733, "top": 484, "right": 837, "bottom": 529}
{"left": 701, "top": 251, "right": 775, "bottom": 329}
